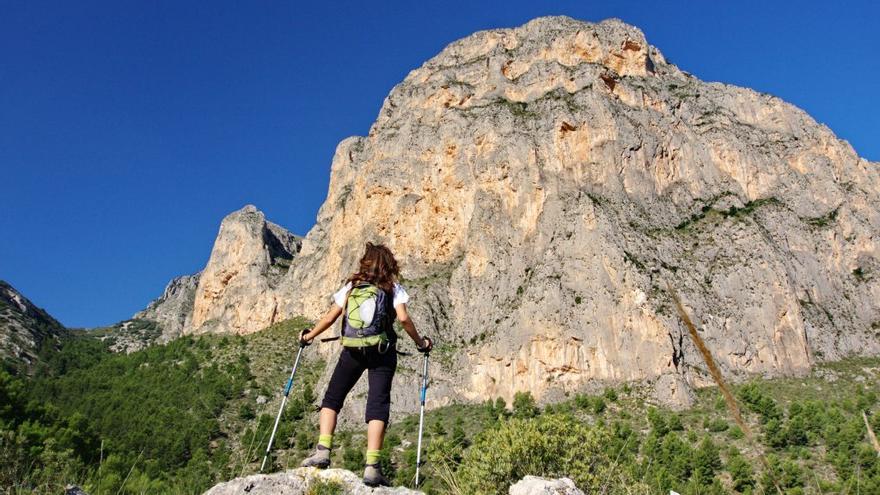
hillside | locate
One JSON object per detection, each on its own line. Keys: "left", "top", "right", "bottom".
{"left": 0, "top": 280, "right": 67, "bottom": 372}
{"left": 3, "top": 324, "right": 877, "bottom": 494}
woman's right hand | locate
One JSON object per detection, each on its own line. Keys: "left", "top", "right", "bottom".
{"left": 417, "top": 336, "right": 433, "bottom": 353}
{"left": 299, "top": 328, "right": 313, "bottom": 347}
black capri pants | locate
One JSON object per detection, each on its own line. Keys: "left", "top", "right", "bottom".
{"left": 320, "top": 345, "right": 397, "bottom": 423}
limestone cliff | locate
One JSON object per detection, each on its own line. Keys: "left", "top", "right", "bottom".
{"left": 189, "top": 205, "right": 301, "bottom": 334}
{"left": 138, "top": 17, "right": 879, "bottom": 411}
{"left": 0, "top": 280, "right": 67, "bottom": 371}
{"left": 278, "top": 16, "right": 879, "bottom": 409}
{"left": 133, "top": 273, "right": 200, "bottom": 340}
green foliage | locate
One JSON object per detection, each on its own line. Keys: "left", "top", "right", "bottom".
{"left": 0, "top": 369, "right": 99, "bottom": 493}
{"left": 704, "top": 417, "right": 729, "bottom": 432}
{"left": 761, "top": 454, "right": 805, "bottom": 492}
{"left": 3, "top": 317, "right": 321, "bottom": 494}
{"left": 737, "top": 382, "right": 782, "bottom": 423}
{"left": 30, "top": 335, "right": 249, "bottom": 481}
{"left": 573, "top": 393, "right": 606, "bottom": 415}
{"left": 806, "top": 207, "right": 839, "bottom": 228}
{"left": 484, "top": 397, "right": 508, "bottom": 421}
{"left": 7, "top": 315, "right": 880, "bottom": 495}
{"left": 342, "top": 442, "right": 364, "bottom": 472}
{"left": 727, "top": 453, "right": 755, "bottom": 492}
{"left": 511, "top": 392, "right": 538, "bottom": 418}
{"left": 455, "top": 414, "right": 616, "bottom": 494}
{"left": 603, "top": 387, "right": 618, "bottom": 402}
{"left": 727, "top": 425, "right": 745, "bottom": 439}
{"left": 306, "top": 478, "right": 344, "bottom": 495}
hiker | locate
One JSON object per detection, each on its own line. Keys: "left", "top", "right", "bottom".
{"left": 298, "top": 242, "right": 433, "bottom": 486}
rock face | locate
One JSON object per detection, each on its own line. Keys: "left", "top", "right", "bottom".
{"left": 139, "top": 16, "right": 879, "bottom": 411}
{"left": 0, "top": 280, "right": 66, "bottom": 371}
{"left": 189, "top": 205, "right": 300, "bottom": 334}
{"left": 203, "top": 468, "right": 423, "bottom": 495}
{"left": 277, "top": 16, "right": 880, "bottom": 409}
{"left": 133, "top": 273, "right": 200, "bottom": 340}
{"left": 136, "top": 205, "right": 301, "bottom": 336}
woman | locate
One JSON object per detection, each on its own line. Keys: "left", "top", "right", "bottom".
{"left": 298, "top": 242, "right": 433, "bottom": 487}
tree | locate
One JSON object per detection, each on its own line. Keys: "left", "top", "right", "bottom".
{"left": 512, "top": 392, "right": 538, "bottom": 418}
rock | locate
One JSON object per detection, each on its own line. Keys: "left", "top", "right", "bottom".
{"left": 256, "top": 395, "right": 268, "bottom": 405}
{"left": 96, "top": 318, "right": 163, "bottom": 353}
{"left": 133, "top": 16, "right": 880, "bottom": 413}
{"left": 651, "top": 373, "right": 695, "bottom": 410}
{"left": 0, "top": 280, "right": 67, "bottom": 371}
{"left": 133, "top": 273, "right": 201, "bottom": 341}
{"left": 189, "top": 205, "right": 301, "bottom": 334}
{"left": 64, "top": 485, "right": 90, "bottom": 495}
{"left": 276, "top": 15, "right": 879, "bottom": 415}
{"left": 509, "top": 476, "right": 585, "bottom": 495}
{"left": 203, "top": 468, "right": 423, "bottom": 495}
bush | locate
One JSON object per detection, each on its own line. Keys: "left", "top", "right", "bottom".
{"left": 603, "top": 388, "right": 618, "bottom": 402}
{"left": 306, "top": 479, "right": 344, "bottom": 495}
{"left": 512, "top": 392, "right": 538, "bottom": 419}
{"left": 455, "top": 414, "right": 617, "bottom": 494}
{"left": 738, "top": 383, "right": 782, "bottom": 423}
{"left": 705, "top": 418, "right": 729, "bottom": 432}
{"left": 727, "top": 453, "right": 755, "bottom": 492}
{"left": 728, "top": 425, "right": 745, "bottom": 439}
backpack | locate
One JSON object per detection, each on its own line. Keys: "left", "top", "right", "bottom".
{"left": 341, "top": 282, "right": 397, "bottom": 345}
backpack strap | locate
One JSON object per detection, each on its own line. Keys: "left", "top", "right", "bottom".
{"left": 337, "top": 284, "right": 355, "bottom": 344}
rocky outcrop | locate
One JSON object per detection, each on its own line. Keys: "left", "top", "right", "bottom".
{"left": 203, "top": 468, "right": 585, "bottom": 495}
{"left": 136, "top": 16, "right": 879, "bottom": 411}
{"left": 133, "top": 273, "right": 200, "bottom": 340}
{"left": 276, "top": 16, "right": 879, "bottom": 411}
{"left": 203, "top": 468, "right": 423, "bottom": 495}
{"left": 189, "top": 205, "right": 301, "bottom": 334}
{"left": 509, "top": 476, "right": 585, "bottom": 495}
{"left": 134, "top": 206, "right": 301, "bottom": 336}
{"left": 0, "top": 280, "right": 66, "bottom": 371}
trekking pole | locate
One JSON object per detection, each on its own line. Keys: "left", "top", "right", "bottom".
{"left": 260, "top": 330, "right": 309, "bottom": 473}
{"left": 415, "top": 341, "right": 431, "bottom": 487}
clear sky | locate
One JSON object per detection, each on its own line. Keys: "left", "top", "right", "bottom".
{"left": 2, "top": 1, "right": 878, "bottom": 328}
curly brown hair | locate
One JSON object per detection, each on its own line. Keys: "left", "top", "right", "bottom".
{"left": 347, "top": 242, "right": 400, "bottom": 293}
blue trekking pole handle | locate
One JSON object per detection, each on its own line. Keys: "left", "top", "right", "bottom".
{"left": 420, "top": 352, "right": 429, "bottom": 404}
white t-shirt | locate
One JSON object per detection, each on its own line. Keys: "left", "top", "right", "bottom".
{"left": 332, "top": 282, "right": 410, "bottom": 309}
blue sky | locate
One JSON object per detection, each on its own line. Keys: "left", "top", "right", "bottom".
{"left": 2, "top": 1, "right": 878, "bottom": 328}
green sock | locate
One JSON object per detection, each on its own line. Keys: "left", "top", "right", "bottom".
{"left": 318, "top": 434, "right": 333, "bottom": 450}
{"left": 365, "top": 449, "right": 381, "bottom": 465}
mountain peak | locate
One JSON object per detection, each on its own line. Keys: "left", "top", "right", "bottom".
{"left": 130, "top": 16, "right": 879, "bottom": 412}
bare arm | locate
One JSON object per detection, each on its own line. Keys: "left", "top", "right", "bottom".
{"left": 301, "top": 304, "right": 343, "bottom": 342}
{"left": 396, "top": 303, "right": 431, "bottom": 350}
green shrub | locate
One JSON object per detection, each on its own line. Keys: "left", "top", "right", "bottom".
{"left": 728, "top": 425, "right": 745, "bottom": 439}
{"left": 455, "top": 414, "right": 616, "bottom": 494}
{"left": 512, "top": 392, "right": 538, "bottom": 419}
{"left": 727, "top": 453, "right": 755, "bottom": 492}
{"left": 602, "top": 387, "right": 618, "bottom": 402}
{"left": 306, "top": 479, "right": 344, "bottom": 495}
{"left": 738, "top": 383, "right": 782, "bottom": 423}
{"left": 705, "top": 418, "right": 729, "bottom": 432}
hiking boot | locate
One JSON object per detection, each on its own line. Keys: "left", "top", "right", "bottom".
{"left": 300, "top": 445, "right": 331, "bottom": 469}
{"left": 363, "top": 463, "right": 391, "bottom": 487}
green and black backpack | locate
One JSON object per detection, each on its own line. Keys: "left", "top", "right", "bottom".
{"left": 340, "top": 282, "right": 397, "bottom": 347}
